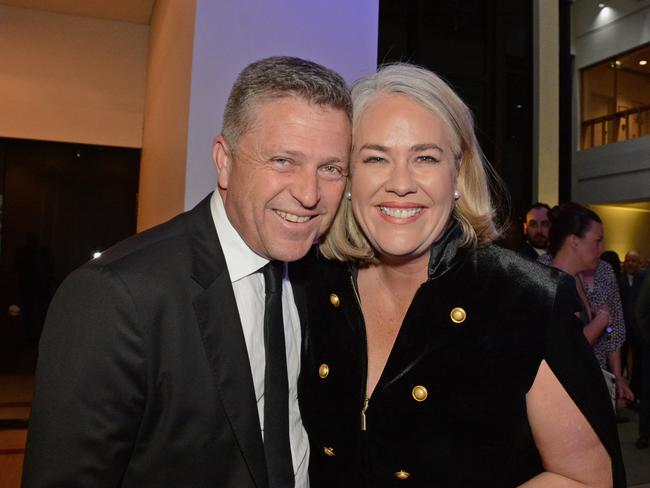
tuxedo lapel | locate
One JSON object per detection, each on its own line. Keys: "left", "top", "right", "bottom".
{"left": 189, "top": 195, "right": 268, "bottom": 488}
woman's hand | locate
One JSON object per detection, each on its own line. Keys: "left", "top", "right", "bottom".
{"left": 615, "top": 377, "right": 634, "bottom": 401}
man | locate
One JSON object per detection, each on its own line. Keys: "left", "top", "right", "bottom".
{"left": 518, "top": 202, "right": 551, "bottom": 260}
{"left": 622, "top": 250, "right": 645, "bottom": 399}
{"left": 22, "top": 57, "right": 352, "bottom": 487}
{"left": 635, "top": 269, "right": 650, "bottom": 448}
{"left": 623, "top": 251, "right": 642, "bottom": 286}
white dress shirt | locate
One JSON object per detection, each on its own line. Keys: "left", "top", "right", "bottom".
{"left": 210, "top": 192, "right": 309, "bottom": 487}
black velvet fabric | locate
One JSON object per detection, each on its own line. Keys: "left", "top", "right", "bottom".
{"left": 293, "top": 223, "right": 625, "bottom": 487}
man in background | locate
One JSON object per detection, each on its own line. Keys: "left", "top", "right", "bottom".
{"left": 635, "top": 270, "right": 650, "bottom": 448}
{"left": 518, "top": 202, "right": 551, "bottom": 260}
{"left": 23, "top": 56, "right": 352, "bottom": 488}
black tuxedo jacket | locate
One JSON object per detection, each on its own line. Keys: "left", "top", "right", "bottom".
{"left": 23, "top": 195, "right": 272, "bottom": 487}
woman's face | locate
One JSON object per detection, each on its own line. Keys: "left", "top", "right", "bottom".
{"left": 576, "top": 220, "right": 604, "bottom": 271}
{"left": 350, "top": 93, "right": 458, "bottom": 263}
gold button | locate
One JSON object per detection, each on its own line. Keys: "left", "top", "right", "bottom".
{"left": 412, "top": 385, "right": 428, "bottom": 402}
{"left": 318, "top": 363, "right": 330, "bottom": 379}
{"left": 330, "top": 293, "right": 340, "bottom": 307}
{"left": 324, "top": 446, "right": 335, "bottom": 457}
{"left": 450, "top": 307, "right": 466, "bottom": 324}
{"left": 395, "top": 470, "right": 410, "bottom": 480}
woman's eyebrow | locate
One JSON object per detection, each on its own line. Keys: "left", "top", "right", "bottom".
{"left": 411, "top": 143, "right": 444, "bottom": 152}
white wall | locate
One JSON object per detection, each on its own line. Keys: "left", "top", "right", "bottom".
{"left": 182, "top": 0, "right": 379, "bottom": 210}
{"left": 533, "top": 0, "right": 560, "bottom": 206}
{"left": 137, "top": 0, "right": 196, "bottom": 231}
{"left": 573, "top": 0, "right": 650, "bottom": 68}
{"left": 0, "top": 5, "right": 148, "bottom": 148}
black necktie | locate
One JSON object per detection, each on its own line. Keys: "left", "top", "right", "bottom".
{"left": 262, "top": 261, "right": 295, "bottom": 488}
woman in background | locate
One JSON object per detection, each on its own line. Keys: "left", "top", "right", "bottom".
{"left": 296, "top": 63, "right": 624, "bottom": 487}
{"left": 544, "top": 203, "right": 634, "bottom": 404}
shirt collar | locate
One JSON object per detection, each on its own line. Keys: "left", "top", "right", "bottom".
{"left": 210, "top": 192, "right": 268, "bottom": 283}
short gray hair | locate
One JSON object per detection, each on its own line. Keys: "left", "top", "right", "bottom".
{"left": 222, "top": 56, "right": 352, "bottom": 147}
{"left": 320, "top": 63, "right": 504, "bottom": 263}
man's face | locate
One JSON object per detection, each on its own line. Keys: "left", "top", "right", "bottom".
{"left": 623, "top": 251, "right": 641, "bottom": 275}
{"left": 523, "top": 207, "right": 550, "bottom": 249}
{"left": 214, "top": 97, "right": 351, "bottom": 262}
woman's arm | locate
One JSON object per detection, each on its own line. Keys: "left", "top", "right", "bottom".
{"left": 607, "top": 349, "right": 634, "bottom": 400}
{"left": 521, "top": 360, "right": 612, "bottom": 488}
{"left": 582, "top": 307, "right": 610, "bottom": 345}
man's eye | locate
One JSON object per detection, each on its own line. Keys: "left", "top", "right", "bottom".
{"left": 319, "top": 164, "right": 345, "bottom": 180}
{"left": 271, "top": 158, "right": 291, "bottom": 168}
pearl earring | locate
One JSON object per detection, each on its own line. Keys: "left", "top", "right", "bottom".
{"left": 345, "top": 191, "right": 352, "bottom": 200}
{"left": 453, "top": 190, "right": 461, "bottom": 200}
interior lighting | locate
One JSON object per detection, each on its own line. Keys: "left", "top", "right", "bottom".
{"left": 614, "top": 60, "right": 622, "bottom": 68}
{"left": 640, "top": 60, "right": 648, "bottom": 66}
{"left": 597, "top": 2, "right": 606, "bottom": 7}
{"left": 92, "top": 251, "right": 102, "bottom": 259}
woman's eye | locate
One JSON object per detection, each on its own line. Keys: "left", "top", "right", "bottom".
{"left": 362, "top": 156, "right": 385, "bottom": 163}
{"left": 417, "top": 155, "right": 440, "bottom": 163}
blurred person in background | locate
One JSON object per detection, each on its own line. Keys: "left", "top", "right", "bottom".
{"left": 635, "top": 270, "right": 650, "bottom": 448}
{"left": 542, "top": 204, "right": 634, "bottom": 413}
{"left": 517, "top": 203, "right": 551, "bottom": 260}
{"left": 622, "top": 250, "right": 645, "bottom": 402}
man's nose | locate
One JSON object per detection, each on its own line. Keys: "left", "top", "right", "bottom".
{"left": 291, "top": 167, "right": 320, "bottom": 208}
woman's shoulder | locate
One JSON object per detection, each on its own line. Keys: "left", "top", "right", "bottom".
{"left": 476, "top": 244, "right": 563, "bottom": 284}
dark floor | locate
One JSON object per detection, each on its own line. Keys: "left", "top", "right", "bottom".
{"left": 617, "top": 401, "right": 650, "bottom": 487}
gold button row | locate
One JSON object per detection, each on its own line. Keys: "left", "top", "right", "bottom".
{"left": 330, "top": 293, "right": 466, "bottom": 326}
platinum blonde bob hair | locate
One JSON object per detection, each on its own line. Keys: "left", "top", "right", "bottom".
{"left": 320, "top": 63, "right": 503, "bottom": 263}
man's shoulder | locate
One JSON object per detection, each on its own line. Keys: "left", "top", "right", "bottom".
{"left": 79, "top": 195, "right": 215, "bottom": 278}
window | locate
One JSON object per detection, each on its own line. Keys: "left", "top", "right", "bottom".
{"left": 581, "top": 43, "right": 650, "bottom": 149}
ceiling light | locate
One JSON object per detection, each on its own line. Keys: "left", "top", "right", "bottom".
{"left": 615, "top": 60, "right": 622, "bottom": 67}
{"left": 640, "top": 60, "right": 648, "bottom": 66}
{"left": 597, "top": 2, "right": 606, "bottom": 7}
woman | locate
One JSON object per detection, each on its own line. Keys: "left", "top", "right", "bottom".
{"left": 295, "top": 64, "right": 624, "bottom": 486}
{"left": 543, "top": 204, "right": 634, "bottom": 404}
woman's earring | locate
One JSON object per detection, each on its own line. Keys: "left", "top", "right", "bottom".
{"left": 345, "top": 191, "right": 352, "bottom": 200}
{"left": 453, "top": 190, "right": 461, "bottom": 201}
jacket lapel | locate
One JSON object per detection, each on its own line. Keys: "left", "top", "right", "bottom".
{"left": 188, "top": 194, "right": 268, "bottom": 488}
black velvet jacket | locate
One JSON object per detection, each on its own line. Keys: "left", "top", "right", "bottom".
{"left": 294, "top": 223, "right": 625, "bottom": 487}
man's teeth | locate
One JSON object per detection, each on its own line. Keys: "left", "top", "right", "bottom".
{"left": 379, "top": 207, "right": 422, "bottom": 219}
{"left": 275, "top": 210, "right": 312, "bottom": 223}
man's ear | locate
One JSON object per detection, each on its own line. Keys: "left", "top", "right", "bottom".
{"left": 213, "top": 135, "right": 231, "bottom": 190}
{"left": 569, "top": 234, "right": 579, "bottom": 249}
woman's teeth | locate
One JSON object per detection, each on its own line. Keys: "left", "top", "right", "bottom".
{"left": 379, "top": 207, "right": 422, "bottom": 219}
